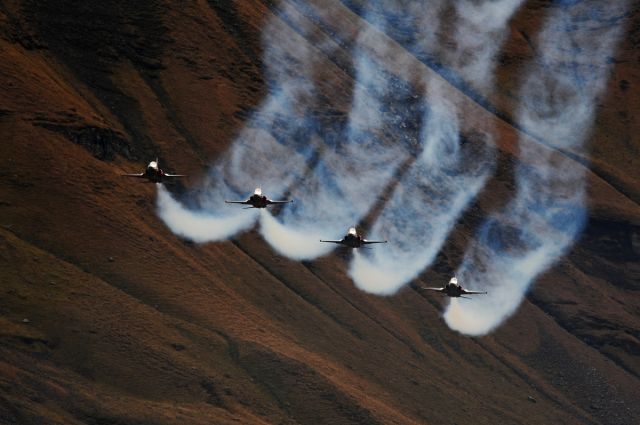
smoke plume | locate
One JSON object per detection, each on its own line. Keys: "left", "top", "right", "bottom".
{"left": 156, "top": 0, "right": 627, "bottom": 335}
{"left": 350, "top": 0, "right": 522, "bottom": 294}
{"left": 444, "top": 0, "right": 628, "bottom": 335}
{"left": 260, "top": 16, "right": 422, "bottom": 260}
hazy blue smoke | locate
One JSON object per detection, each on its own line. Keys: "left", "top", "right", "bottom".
{"left": 156, "top": 0, "right": 626, "bottom": 336}
{"left": 350, "top": 0, "right": 523, "bottom": 294}
{"left": 260, "top": 8, "right": 422, "bottom": 260}
{"left": 444, "top": 0, "right": 628, "bottom": 335}
{"left": 157, "top": 2, "right": 332, "bottom": 242}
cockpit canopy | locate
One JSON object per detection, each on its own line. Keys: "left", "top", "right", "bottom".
{"left": 348, "top": 227, "right": 357, "bottom": 236}
{"left": 148, "top": 161, "right": 158, "bottom": 170}
{"left": 449, "top": 277, "right": 458, "bottom": 285}
{"left": 254, "top": 187, "right": 262, "bottom": 196}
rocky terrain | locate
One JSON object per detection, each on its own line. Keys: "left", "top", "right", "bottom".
{"left": 0, "top": 1, "right": 638, "bottom": 424}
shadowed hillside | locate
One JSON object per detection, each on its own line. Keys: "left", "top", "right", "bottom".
{"left": 1, "top": 1, "right": 639, "bottom": 424}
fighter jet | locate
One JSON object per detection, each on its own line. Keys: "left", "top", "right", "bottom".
{"left": 422, "top": 276, "right": 487, "bottom": 298}
{"left": 320, "top": 227, "right": 387, "bottom": 248}
{"left": 122, "top": 158, "right": 186, "bottom": 183}
{"left": 225, "top": 187, "right": 293, "bottom": 209}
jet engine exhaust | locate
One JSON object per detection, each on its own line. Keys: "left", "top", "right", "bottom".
{"left": 157, "top": 184, "right": 258, "bottom": 243}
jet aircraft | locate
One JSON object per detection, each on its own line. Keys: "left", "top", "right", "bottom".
{"left": 122, "top": 158, "right": 186, "bottom": 183}
{"left": 225, "top": 187, "right": 293, "bottom": 209}
{"left": 320, "top": 227, "right": 387, "bottom": 248}
{"left": 422, "top": 277, "right": 487, "bottom": 298}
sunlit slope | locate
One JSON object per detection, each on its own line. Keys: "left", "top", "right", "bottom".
{"left": 1, "top": 1, "right": 639, "bottom": 424}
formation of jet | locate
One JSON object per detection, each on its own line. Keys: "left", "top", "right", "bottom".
{"left": 123, "top": 159, "right": 186, "bottom": 183}
{"left": 225, "top": 187, "right": 293, "bottom": 209}
{"left": 422, "top": 277, "right": 487, "bottom": 298}
{"left": 320, "top": 227, "right": 387, "bottom": 248}
{"left": 125, "top": 160, "right": 487, "bottom": 303}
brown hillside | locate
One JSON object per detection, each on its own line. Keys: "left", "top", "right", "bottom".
{"left": 1, "top": 1, "right": 639, "bottom": 424}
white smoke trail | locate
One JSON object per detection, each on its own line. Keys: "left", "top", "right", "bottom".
{"left": 260, "top": 46, "right": 415, "bottom": 259}
{"left": 444, "top": 0, "right": 629, "bottom": 335}
{"left": 155, "top": 0, "right": 625, "bottom": 341}
{"left": 260, "top": 3, "right": 424, "bottom": 260}
{"left": 448, "top": 0, "right": 524, "bottom": 92}
{"left": 157, "top": 184, "right": 258, "bottom": 242}
{"left": 351, "top": 0, "right": 523, "bottom": 294}
{"left": 156, "top": 2, "right": 335, "bottom": 241}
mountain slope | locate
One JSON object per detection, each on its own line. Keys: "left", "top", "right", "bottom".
{"left": 1, "top": 1, "right": 639, "bottom": 424}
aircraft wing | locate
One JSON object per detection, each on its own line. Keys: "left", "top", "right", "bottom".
{"left": 164, "top": 173, "right": 187, "bottom": 178}
{"left": 225, "top": 200, "right": 249, "bottom": 205}
{"left": 320, "top": 240, "right": 343, "bottom": 244}
{"left": 122, "top": 173, "right": 145, "bottom": 178}
{"left": 362, "top": 240, "right": 387, "bottom": 244}
{"left": 461, "top": 289, "right": 487, "bottom": 295}
{"left": 422, "top": 287, "right": 445, "bottom": 292}
{"left": 268, "top": 200, "right": 293, "bottom": 205}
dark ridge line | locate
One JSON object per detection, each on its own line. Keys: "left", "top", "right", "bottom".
{"left": 266, "top": 0, "right": 357, "bottom": 81}
{"left": 0, "top": 224, "right": 247, "bottom": 347}
{"left": 231, "top": 237, "right": 429, "bottom": 363}
{"left": 298, "top": 260, "right": 431, "bottom": 363}
{"left": 409, "top": 283, "right": 454, "bottom": 316}
{"left": 356, "top": 152, "right": 419, "bottom": 235}
{"left": 336, "top": 2, "right": 547, "bottom": 138}
{"left": 238, "top": 342, "right": 385, "bottom": 425}
{"left": 527, "top": 294, "right": 640, "bottom": 381}
{"left": 211, "top": 328, "right": 296, "bottom": 421}
{"left": 290, "top": 262, "right": 467, "bottom": 422}
{"left": 291, "top": 0, "right": 637, "bottom": 208}
{"left": 470, "top": 336, "right": 600, "bottom": 425}
{"left": 405, "top": 260, "right": 625, "bottom": 423}
{"left": 269, "top": 137, "right": 326, "bottom": 218}
{"left": 4, "top": 224, "right": 315, "bottom": 422}
{"left": 0, "top": 226, "right": 187, "bottom": 328}
{"left": 227, "top": 239, "right": 430, "bottom": 424}
{"left": 141, "top": 73, "right": 206, "bottom": 161}
{"left": 267, "top": 3, "right": 433, "bottom": 233}
{"left": 229, "top": 239, "right": 368, "bottom": 340}
{"left": 206, "top": 0, "right": 264, "bottom": 67}
{"left": 168, "top": 310, "right": 304, "bottom": 419}
{"left": 254, "top": 0, "right": 639, "bottom": 249}
{"left": 295, "top": 0, "right": 512, "bottom": 120}
{"left": 519, "top": 314, "right": 639, "bottom": 425}
{"left": 21, "top": 1, "right": 167, "bottom": 163}
{"left": 557, "top": 147, "right": 640, "bottom": 206}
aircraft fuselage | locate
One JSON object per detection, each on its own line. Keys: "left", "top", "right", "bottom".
{"left": 144, "top": 165, "right": 166, "bottom": 183}
{"left": 341, "top": 233, "right": 365, "bottom": 248}
{"left": 444, "top": 284, "right": 465, "bottom": 297}
{"left": 247, "top": 194, "right": 269, "bottom": 208}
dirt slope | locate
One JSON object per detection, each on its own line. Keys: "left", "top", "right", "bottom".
{"left": 1, "top": 1, "right": 639, "bottom": 424}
